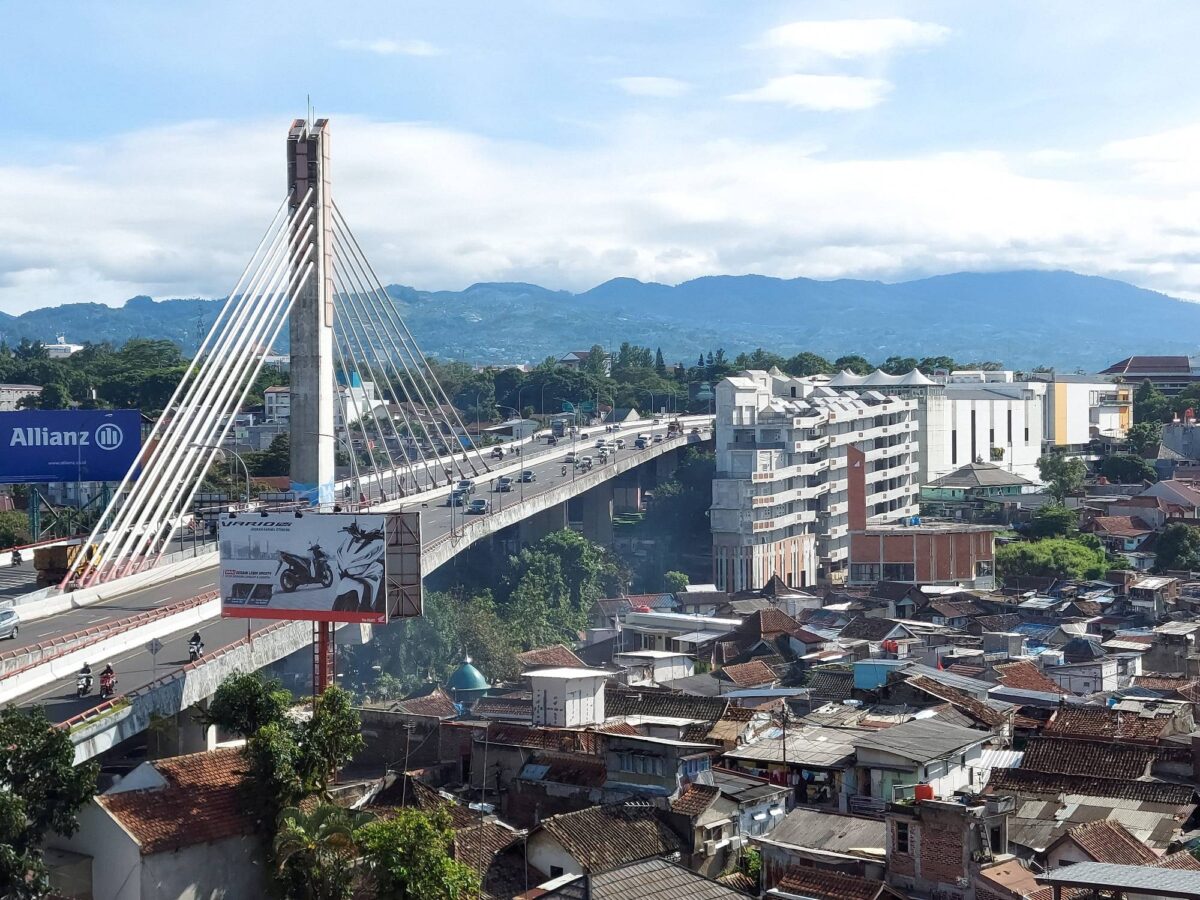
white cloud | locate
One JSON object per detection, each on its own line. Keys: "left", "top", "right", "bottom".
{"left": 762, "top": 18, "right": 950, "bottom": 59}
{"left": 3, "top": 116, "right": 1200, "bottom": 315}
{"left": 612, "top": 77, "right": 691, "bottom": 98}
{"left": 335, "top": 38, "right": 442, "bottom": 57}
{"left": 729, "top": 74, "right": 890, "bottom": 110}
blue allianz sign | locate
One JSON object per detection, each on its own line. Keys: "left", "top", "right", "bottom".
{"left": 0, "top": 409, "right": 141, "bottom": 484}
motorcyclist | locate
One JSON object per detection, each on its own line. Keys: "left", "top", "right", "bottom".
{"left": 11, "top": 549, "right": 21, "bottom": 567}
{"left": 561, "top": 465, "right": 567, "bottom": 477}
{"left": 79, "top": 662, "right": 93, "bottom": 687}
{"left": 189, "top": 631, "right": 204, "bottom": 656}
{"left": 99, "top": 663, "right": 116, "bottom": 693}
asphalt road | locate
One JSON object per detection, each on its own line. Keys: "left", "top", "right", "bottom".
{"left": 8, "top": 418, "right": 708, "bottom": 719}
{"left": 20, "top": 612, "right": 272, "bottom": 723}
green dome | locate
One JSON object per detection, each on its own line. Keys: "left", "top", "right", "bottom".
{"left": 446, "top": 657, "right": 488, "bottom": 693}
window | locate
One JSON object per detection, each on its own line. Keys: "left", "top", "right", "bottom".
{"left": 951, "top": 429, "right": 957, "bottom": 465}
{"left": 970, "top": 410, "right": 977, "bottom": 462}
{"left": 895, "top": 821, "right": 910, "bottom": 854}
{"left": 1007, "top": 409, "right": 1013, "bottom": 444}
{"left": 850, "top": 563, "right": 881, "bottom": 583}
{"left": 882, "top": 563, "right": 915, "bottom": 581}
{"left": 976, "top": 560, "right": 994, "bottom": 577}
{"left": 550, "top": 866, "right": 564, "bottom": 879}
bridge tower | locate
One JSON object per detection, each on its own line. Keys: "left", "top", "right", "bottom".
{"left": 286, "top": 118, "right": 336, "bottom": 506}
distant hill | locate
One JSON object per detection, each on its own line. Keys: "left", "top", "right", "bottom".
{"left": 1, "top": 270, "right": 1196, "bottom": 371}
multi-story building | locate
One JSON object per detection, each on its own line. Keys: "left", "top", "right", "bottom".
{"left": 263, "top": 386, "right": 290, "bottom": 422}
{"left": 1034, "top": 373, "right": 1132, "bottom": 452}
{"left": 1100, "top": 355, "right": 1200, "bottom": 395}
{"left": 0, "top": 383, "right": 41, "bottom": 411}
{"left": 711, "top": 369, "right": 919, "bottom": 591}
{"left": 828, "top": 369, "right": 1046, "bottom": 485}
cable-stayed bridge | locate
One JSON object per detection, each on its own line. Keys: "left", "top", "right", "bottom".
{"left": 0, "top": 118, "right": 713, "bottom": 762}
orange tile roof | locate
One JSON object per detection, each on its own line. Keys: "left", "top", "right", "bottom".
{"left": 1020, "top": 737, "right": 1159, "bottom": 780}
{"left": 994, "top": 660, "right": 1068, "bottom": 695}
{"left": 1054, "top": 820, "right": 1158, "bottom": 866}
{"left": 670, "top": 783, "right": 720, "bottom": 816}
{"left": 518, "top": 644, "right": 585, "bottom": 669}
{"left": 1044, "top": 706, "right": 1172, "bottom": 744}
{"left": 776, "top": 867, "right": 887, "bottom": 900}
{"left": 97, "top": 748, "right": 252, "bottom": 855}
{"left": 537, "top": 803, "right": 683, "bottom": 872}
{"left": 720, "top": 659, "right": 777, "bottom": 688}
{"left": 1155, "top": 851, "right": 1200, "bottom": 871}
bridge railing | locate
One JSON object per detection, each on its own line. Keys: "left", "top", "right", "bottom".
{"left": 58, "top": 617, "right": 297, "bottom": 731}
{"left": 0, "top": 591, "right": 218, "bottom": 681}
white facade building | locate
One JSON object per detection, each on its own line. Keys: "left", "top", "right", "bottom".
{"left": 528, "top": 667, "right": 608, "bottom": 728}
{"left": 45, "top": 335, "right": 84, "bottom": 359}
{"left": 711, "top": 369, "right": 919, "bottom": 591}
{"left": 263, "top": 386, "right": 291, "bottom": 422}
{"left": 827, "top": 369, "right": 1046, "bottom": 485}
{"left": 0, "top": 383, "right": 41, "bottom": 411}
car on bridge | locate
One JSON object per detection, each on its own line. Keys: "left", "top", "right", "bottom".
{"left": 468, "top": 498, "right": 490, "bottom": 514}
{"left": 518, "top": 470, "right": 536, "bottom": 482}
{"left": 490, "top": 446, "right": 505, "bottom": 459}
{"left": 0, "top": 607, "right": 17, "bottom": 640}
{"left": 497, "top": 477, "right": 514, "bottom": 492}
{"left": 456, "top": 479, "right": 476, "bottom": 495}
{"left": 448, "top": 489, "right": 468, "bottom": 506}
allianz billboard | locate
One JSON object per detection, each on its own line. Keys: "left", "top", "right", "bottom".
{"left": 0, "top": 409, "right": 141, "bottom": 484}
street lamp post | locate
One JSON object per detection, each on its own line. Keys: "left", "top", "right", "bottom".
{"left": 189, "top": 443, "right": 250, "bottom": 506}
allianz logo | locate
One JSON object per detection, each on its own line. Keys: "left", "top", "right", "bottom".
{"left": 8, "top": 422, "right": 125, "bottom": 451}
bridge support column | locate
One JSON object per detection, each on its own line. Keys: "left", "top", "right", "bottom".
{"left": 518, "top": 502, "right": 568, "bottom": 546}
{"left": 147, "top": 699, "right": 216, "bottom": 759}
{"left": 287, "top": 118, "right": 336, "bottom": 507}
{"left": 580, "top": 483, "right": 614, "bottom": 546}
{"left": 655, "top": 448, "right": 678, "bottom": 481}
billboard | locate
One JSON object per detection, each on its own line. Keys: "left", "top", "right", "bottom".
{"left": 0, "top": 409, "right": 141, "bottom": 484}
{"left": 218, "top": 511, "right": 422, "bottom": 623}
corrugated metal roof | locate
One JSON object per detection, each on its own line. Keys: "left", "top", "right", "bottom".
{"left": 1039, "top": 861, "right": 1200, "bottom": 897}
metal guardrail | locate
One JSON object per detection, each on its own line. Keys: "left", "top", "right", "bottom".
{"left": 0, "top": 591, "right": 218, "bottom": 680}
{"left": 58, "top": 617, "right": 295, "bottom": 731}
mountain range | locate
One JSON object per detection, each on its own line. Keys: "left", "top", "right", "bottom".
{"left": 1, "top": 270, "right": 1195, "bottom": 371}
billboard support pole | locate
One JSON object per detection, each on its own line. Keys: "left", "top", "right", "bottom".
{"left": 313, "top": 621, "right": 334, "bottom": 698}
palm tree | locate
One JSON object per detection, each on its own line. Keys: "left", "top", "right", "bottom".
{"left": 273, "top": 804, "right": 375, "bottom": 900}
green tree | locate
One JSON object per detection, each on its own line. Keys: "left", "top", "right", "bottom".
{"left": 274, "top": 803, "right": 374, "bottom": 900}
{"left": 1099, "top": 454, "right": 1157, "bottom": 485}
{"left": 879, "top": 356, "right": 918, "bottom": 375}
{"left": 299, "top": 686, "right": 366, "bottom": 798}
{"left": 205, "top": 672, "right": 292, "bottom": 737}
{"left": 1125, "top": 421, "right": 1162, "bottom": 455}
{"left": 0, "top": 510, "right": 32, "bottom": 549}
{"left": 654, "top": 347, "right": 667, "bottom": 377}
{"left": 1154, "top": 523, "right": 1200, "bottom": 573}
{"left": 1134, "top": 379, "right": 1171, "bottom": 424}
{"left": 357, "top": 807, "right": 479, "bottom": 900}
{"left": 732, "top": 348, "right": 786, "bottom": 371}
{"left": 32, "top": 383, "right": 71, "bottom": 409}
{"left": 247, "top": 433, "right": 290, "bottom": 477}
{"left": 1036, "top": 454, "right": 1086, "bottom": 501}
{"left": 783, "top": 352, "right": 833, "bottom": 377}
{"left": 833, "top": 355, "right": 873, "bottom": 375}
{"left": 664, "top": 570, "right": 690, "bottom": 592}
{"left": 0, "top": 707, "right": 98, "bottom": 900}
{"left": 996, "top": 538, "right": 1110, "bottom": 581}
{"left": 1028, "top": 504, "right": 1078, "bottom": 539}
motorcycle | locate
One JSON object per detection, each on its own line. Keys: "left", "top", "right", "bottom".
{"left": 189, "top": 641, "right": 204, "bottom": 662}
{"left": 99, "top": 672, "right": 116, "bottom": 699}
{"left": 76, "top": 673, "right": 92, "bottom": 698}
{"left": 275, "top": 543, "right": 333, "bottom": 593}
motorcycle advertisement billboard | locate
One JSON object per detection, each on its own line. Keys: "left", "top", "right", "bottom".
{"left": 218, "top": 512, "right": 391, "bottom": 623}
{"left": 0, "top": 409, "right": 142, "bottom": 484}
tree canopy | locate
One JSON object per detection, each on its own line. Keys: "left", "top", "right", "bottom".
{"left": 0, "top": 707, "right": 98, "bottom": 900}
{"left": 1099, "top": 453, "right": 1156, "bottom": 485}
{"left": 1036, "top": 454, "right": 1086, "bottom": 501}
{"left": 1154, "top": 523, "right": 1200, "bottom": 573}
{"left": 997, "top": 537, "right": 1110, "bottom": 581}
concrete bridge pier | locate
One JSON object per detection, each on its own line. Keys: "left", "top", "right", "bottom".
{"left": 655, "top": 447, "right": 679, "bottom": 481}
{"left": 147, "top": 698, "right": 216, "bottom": 759}
{"left": 518, "top": 502, "right": 568, "bottom": 546}
{"left": 580, "top": 483, "right": 615, "bottom": 546}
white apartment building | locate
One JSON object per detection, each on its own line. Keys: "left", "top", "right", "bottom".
{"left": 827, "top": 369, "right": 1046, "bottom": 484}
{"left": 1034, "top": 374, "right": 1131, "bottom": 450}
{"left": 260, "top": 379, "right": 385, "bottom": 432}
{"left": 711, "top": 369, "right": 919, "bottom": 592}
{"left": 263, "top": 386, "right": 291, "bottom": 422}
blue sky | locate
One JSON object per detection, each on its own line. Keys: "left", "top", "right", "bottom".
{"left": 4, "top": 1, "right": 1200, "bottom": 313}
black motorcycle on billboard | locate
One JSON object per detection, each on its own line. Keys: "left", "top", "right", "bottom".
{"left": 275, "top": 543, "right": 334, "bottom": 592}
{"left": 332, "top": 520, "right": 386, "bottom": 615}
